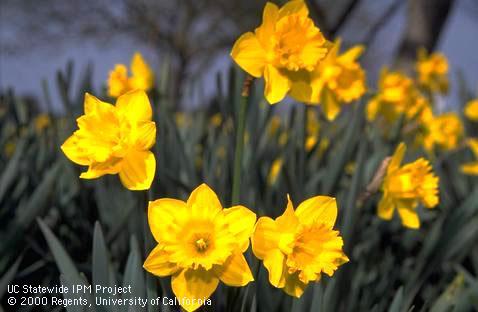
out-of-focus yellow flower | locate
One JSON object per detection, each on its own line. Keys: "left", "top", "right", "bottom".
{"left": 293, "top": 39, "right": 366, "bottom": 120}
{"left": 34, "top": 114, "right": 51, "bottom": 132}
{"left": 252, "top": 194, "right": 348, "bottom": 297}
{"left": 231, "top": 0, "right": 330, "bottom": 104}
{"left": 268, "top": 158, "right": 283, "bottom": 185}
{"left": 4, "top": 141, "right": 16, "bottom": 158}
{"left": 209, "top": 113, "right": 223, "bottom": 127}
{"left": 421, "top": 112, "right": 464, "bottom": 152}
{"left": 144, "top": 184, "right": 256, "bottom": 312}
{"left": 61, "top": 90, "right": 156, "bottom": 190}
{"left": 279, "top": 131, "right": 289, "bottom": 147}
{"left": 416, "top": 48, "right": 449, "bottom": 94}
{"left": 305, "top": 109, "right": 320, "bottom": 151}
{"left": 464, "top": 99, "right": 478, "bottom": 121}
{"left": 267, "top": 115, "right": 282, "bottom": 137}
{"left": 378, "top": 143, "right": 439, "bottom": 229}
{"left": 107, "top": 52, "right": 154, "bottom": 98}
{"left": 367, "top": 69, "right": 422, "bottom": 122}
{"left": 461, "top": 138, "right": 478, "bottom": 175}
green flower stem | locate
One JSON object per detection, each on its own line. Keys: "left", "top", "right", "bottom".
{"left": 231, "top": 76, "right": 254, "bottom": 206}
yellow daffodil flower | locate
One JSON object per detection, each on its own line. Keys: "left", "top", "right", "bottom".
{"left": 464, "top": 99, "right": 478, "bottom": 121}
{"left": 461, "top": 138, "right": 478, "bottom": 175}
{"left": 422, "top": 112, "right": 463, "bottom": 152}
{"left": 294, "top": 39, "right": 366, "bottom": 120}
{"left": 378, "top": 143, "right": 439, "bottom": 229}
{"left": 61, "top": 90, "right": 156, "bottom": 190}
{"left": 107, "top": 52, "right": 154, "bottom": 97}
{"left": 367, "top": 69, "right": 422, "bottom": 122}
{"left": 231, "top": 0, "right": 330, "bottom": 104}
{"left": 144, "top": 184, "right": 256, "bottom": 312}
{"left": 252, "top": 194, "right": 348, "bottom": 297}
{"left": 416, "top": 48, "right": 449, "bottom": 94}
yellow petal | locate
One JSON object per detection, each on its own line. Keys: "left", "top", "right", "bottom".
{"left": 148, "top": 198, "right": 188, "bottom": 243}
{"left": 295, "top": 195, "right": 337, "bottom": 227}
{"left": 264, "top": 65, "right": 291, "bottom": 104}
{"left": 377, "top": 195, "right": 394, "bottom": 220}
{"left": 129, "top": 52, "right": 154, "bottom": 91}
{"left": 107, "top": 64, "right": 129, "bottom": 98}
{"left": 468, "top": 138, "right": 478, "bottom": 157}
{"left": 276, "top": 195, "right": 299, "bottom": 230}
{"left": 263, "top": 249, "right": 286, "bottom": 288}
{"left": 135, "top": 121, "right": 156, "bottom": 150}
{"left": 143, "top": 244, "right": 179, "bottom": 277}
{"left": 388, "top": 143, "right": 406, "bottom": 174}
{"left": 84, "top": 93, "right": 115, "bottom": 115}
{"left": 215, "top": 252, "right": 254, "bottom": 287}
{"left": 464, "top": 100, "right": 478, "bottom": 121}
{"left": 230, "top": 32, "right": 266, "bottom": 78}
{"left": 461, "top": 162, "right": 478, "bottom": 175}
{"left": 289, "top": 76, "right": 314, "bottom": 103}
{"left": 80, "top": 158, "right": 122, "bottom": 179}
{"left": 252, "top": 216, "right": 280, "bottom": 260}
{"left": 366, "top": 97, "right": 380, "bottom": 121}
{"left": 118, "top": 150, "right": 155, "bottom": 190}
{"left": 187, "top": 183, "right": 223, "bottom": 217}
{"left": 397, "top": 206, "right": 420, "bottom": 229}
{"left": 171, "top": 268, "right": 219, "bottom": 312}
{"left": 278, "top": 0, "right": 309, "bottom": 19}
{"left": 115, "top": 90, "right": 153, "bottom": 122}
{"left": 256, "top": 2, "right": 280, "bottom": 47}
{"left": 61, "top": 135, "right": 90, "bottom": 166}
{"left": 283, "top": 272, "right": 308, "bottom": 298}
{"left": 321, "top": 87, "right": 341, "bottom": 121}
{"left": 223, "top": 205, "right": 257, "bottom": 252}
{"left": 338, "top": 45, "right": 364, "bottom": 63}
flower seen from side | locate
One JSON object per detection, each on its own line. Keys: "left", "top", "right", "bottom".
{"left": 461, "top": 138, "right": 478, "bottom": 175}
{"left": 108, "top": 52, "right": 154, "bottom": 97}
{"left": 252, "top": 194, "right": 348, "bottom": 297}
{"left": 377, "top": 142, "right": 439, "bottom": 229}
{"left": 416, "top": 48, "right": 449, "bottom": 94}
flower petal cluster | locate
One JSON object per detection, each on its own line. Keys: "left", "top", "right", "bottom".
{"left": 61, "top": 90, "right": 156, "bottom": 190}
{"left": 415, "top": 48, "right": 449, "bottom": 94}
{"left": 108, "top": 52, "right": 154, "bottom": 97}
{"left": 296, "top": 39, "right": 366, "bottom": 120}
{"left": 464, "top": 99, "right": 478, "bottom": 121}
{"left": 421, "top": 112, "right": 464, "bottom": 152}
{"left": 231, "top": 0, "right": 330, "bottom": 104}
{"left": 144, "top": 184, "right": 256, "bottom": 312}
{"left": 367, "top": 69, "right": 424, "bottom": 122}
{"left": 461, "top": 139, "right": 478, "bottom": 175}
{"left": 378, "top": 143, "right": 439, "bottom": 229}
{"left": 252, "top": 195, "right": 348, "bottom": 297}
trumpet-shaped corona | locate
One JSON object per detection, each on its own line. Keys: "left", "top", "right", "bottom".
{"left": 252, "top": 195, "right": 348, "bottom": 297}
{"left": 421, "top": 112, "right": 464, "bottom": 152}
{"left": 378, "top": 143, "right": 439, "bottom": 229}
{"left": 143, "top": 184, "right": 256, "bottom": 312}
{"left": 61, "top": 90, "right": 156, "bottom": 190}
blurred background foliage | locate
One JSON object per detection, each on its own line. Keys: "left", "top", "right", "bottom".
{"left": 1, "top": 0, "right": 478, "bottom": 311}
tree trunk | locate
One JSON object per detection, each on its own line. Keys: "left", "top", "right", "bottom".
{"left": 395, "top": 0, "right": 456, "bottom": 73}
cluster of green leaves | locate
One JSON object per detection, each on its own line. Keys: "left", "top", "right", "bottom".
{"left": 1, "top": 60, "right": 478, "bottom": 312}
